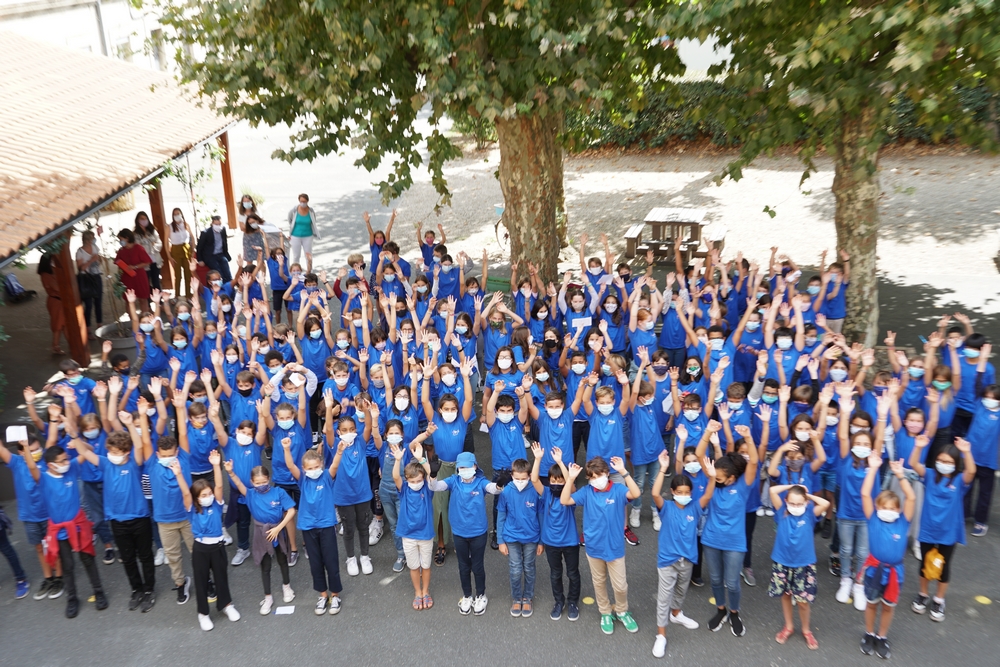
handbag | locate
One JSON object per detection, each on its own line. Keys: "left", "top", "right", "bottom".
{"left": 77, "top": 272, "right": 102, "bottom": 299}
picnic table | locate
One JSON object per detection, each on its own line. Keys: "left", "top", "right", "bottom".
{"left": 624, "top": 207, "right": 716, "bottom": 265}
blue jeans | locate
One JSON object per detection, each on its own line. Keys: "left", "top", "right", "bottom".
{"left": 703, "top": 546, "right": 743, "bottom": 611}
{"left": 507, "top": 542, "right": 537, "bottom": 601}
{"left": 838, "top": 519, "right": 870, "bottom": 581}
{"left": 379, "top": 480, "right": 405, "bottom": 559}
{"left": 82, "top": 481, "right": 115, "bottom": 546}
{"left": 0, "top": 522, "right": 26, "bottom": 581}
{"left": 630, "top": 460, "right": 662, "bottom": 510}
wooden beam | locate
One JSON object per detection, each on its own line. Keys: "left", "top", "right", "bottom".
{"left": 218, "top": 131, "right": 237, "bottom": 230}
{"left": 148, "top": 184, "right": 172, "bottom": 290}
{"left": 55, "top": 234, "right": 89, "bottom": 365}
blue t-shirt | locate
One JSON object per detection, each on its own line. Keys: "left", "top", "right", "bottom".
{"left": 431, "top": 413, "right": 470, "bottom": 463}
{"left": 771, "top": 506, "right": 817, "bottom": 568}
{"left": 498, "top": 484, "right": 542, "bottom": 544}
{"left": 967, "top": 403, "right": 1000, "bottom": 469}
{"left": 629, "top": 403, "right": 663, "bottom": 466}
{"left": 332, "top": 436, "right": 373, "bottom": 506}
{"left": 145, "top": 451, "right": 192, "bottom": 523}
{"left": 867, "top": 513, "right": 909, "bottom": 565}
{"left": 245, "top": 485, "right": 295, "bottom": 525}
{"left": 38, "top": 461, "right": 83, "bottom": 539}
{"left": 59, "top": 377, "right": 97, "bottom": 416}
{"left": 572, "top": 483, "right": 628, "bottom": 562}
{"left": 98, "top": 456, "right": 149, "bottom": 521}
{"left": 78, "top": 431, "right": 107, "bottom": 483}
{"left": 586, "top": 410, "right": 625, "bottom": 465}
{"left": 658, "top": 306, "right": 686, "bottom": 349}
{"left": 397, "top": 482, "right": 435, "bottom": 540}
{"left": 7, "top": 456, "right": 48, "bottom": 522}
{"left": 489, "top": 418, "right": 525, "bottom": 471}
{"left": 919, "top": 473, "right": 969, "bottom": 546}
{"left": 535, "top": 408, "right": 576, "bottom": 474}
{"left": 190, "top": 498, "right": 225, "bottom": 540}
{"left": 656, "top": 501, "right": 702, "bottom": 567}
{"left": 444, "top": 474, "right": 492, "bottom": 538}
{"left": 702, "top": 476, "right": 752, "bottom": 552}
{"left": 539, "top": 486, "right": 577, "bottom": 548}
{"left": 956, "top": 359, "right": 996, "bottom": 412}
{"left": 267, "top": 258, "right": 290, "bottom": 291}
{"left": 837, "top": 458, "right": 869, "bottom": 521}
{"left": 823, "top": 279, "right": 849, "bottom": 320}
{"left": 223, "top": 440, "right": 262, "bottom": 505}
{"left": 297, "top": 472, "right": 338, "bottom": 531}
{"left": 186, "top": 421, "right": 219, "bottom": 474}
{"left": 270, "top": 422, "right": 308, "bottom": 486}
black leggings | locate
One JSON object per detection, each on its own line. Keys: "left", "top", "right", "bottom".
{"left": 743, "top": 512, "right": 757, "bottom": 569}
{"left": 572, "top": 421, "right": 590, "bottom": 463}
{"left": 59, "top": 539, "right": 103, "bottom": 602}
{"left": 193, "top": 541, "right": 232, "bottom": 615}
{"left": 261, "top": 547, "right": 290, "bottom": 595}
{"left": 338, "top": 502, "right": 371, "bottom": 558}
{"left": 367, "top": 457, "right": 383, "bottom": 518}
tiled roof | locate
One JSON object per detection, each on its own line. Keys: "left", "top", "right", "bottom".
{"left": 0, "top": 32, "right": 231, "bottom": 262}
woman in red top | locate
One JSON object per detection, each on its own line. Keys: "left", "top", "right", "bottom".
{"left": 37, "top": 253, "right": 66, "bottom": 354}
{"left": 115, "top": 229, "right": 152, "bottom": 311}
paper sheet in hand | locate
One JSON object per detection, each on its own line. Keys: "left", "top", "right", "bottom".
{"left": 5, "top": 425, "right": 28, "bottom": 443}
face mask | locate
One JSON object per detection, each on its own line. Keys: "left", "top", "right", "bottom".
{"left": 604, "top": 303, "right": 617, "bottom": 313}
{"left": 440, "top": 265, "right": 453, "bottom": 274}
{"left": 727, "top": 401, "right": 743, "bottom": 411}
{"left": 173, "top": 214, "right": 183, "bottom": 223}
{"left": 141, "top": 407, "right": 156, "bottom": 418}
{"left": 386, "top": 434, "right": 403, "bottom": 446}
{"left": 709, "top": 338, "right": 724, "bottom": 351}
{"left": 512, "top": 479, "right": 530, "bottom": 491}
{"left": 546, "top": 407, "right": 563, "bottom": 419}
{"left": 455, "top": 325, "right": 468, "bottom": 335}
{"left": 935, "top": 462, "right": 956, "bottom": 475}
{"left": 405, "top": 479, "right": 425, "bottom": 492}
{"left": 212, "top": 279, "right": 223, "bottom": 287}
{"left": 850, "top": 425, "right": 866, "bottom": 435}
{"left": 549, "top": 484, "right": 564, "bottom": 497}
{"left": 67, "top": 375, "right": 83, "bottom": 386}
{"left": 175, "top": 312, "right": 192, "bottom": 323}
{"left": 787, "top": 504, "right": 807, "bottom": 516}
{"left": 173, "top": 339, "right": 188, "bottom": 349}
{"left": 370, "top": 377, "right": 385, "bottom": 389}
{"left": 762, "top": 395, "right": 778, "bottom": 404}
{"left": 212, "top": 223, "right": 222, "bottom": 231}
{"left": 429, "top": 341, "right": 441, "bottom": 352}
{"left": 310, "top": 330, "right": 323, "bottom": 339}
{"left": 498, "top": 358, "right": 512, "bottom": 370}
{"left": 964, "top": 348, "right": 981, "bottom": 359}
{"left": 828, "top": 368, "right": 849, "bottom": 382}
{"left": 686, "top": 367, "right": 700, "bottom": 377}
{"left": 258, "top": 345, "right": 270, "bottom": 355}
{"left": 222, "top": 304, "right": 233, "bottom": 313}
{"left": 416, "top": 285, "right": 428, "bottom": 294}
{"left": 140, "top": 323, "right": 154, "bottom": 333}
{"left": 597, "top": 404, "right": 614, "bottom": 415}
{"left": 158, "top": 456, "right": 176, "bottom": 468}
{"left": 83, "top": 428, "right": 100, "bottom": 440}
{"left": 601, "top": 364, "right": 612, "bottom": 376}
{"left": 198, "top": 495, "right": 215, "bottom": 508}
{"left": 236, "top": 326, "right": 247, "bottom": 338}
{"left": 535, "top": 372, "right": 550, "bottom": 383}
{"left": 394, "top": 397, "right": 409, "bottom": 411}
{"left": 108, "top": 453, "right": 126, "bottom": 465}
{"left": 674, "top": 495, "right": 692, "bottom": 507}
{"left": 497, "top": 412, "right": 515, "bottom": 424}
{"left": 589, "top": 474, "right": 609, "bottom": 489}
{"left": 684, "top": 462, "right": 702, "bottom": 475}
{"left": 572, "top": 363, "right": 586, "bottom": 375}
{"left": 588, "top": 266, "right": 602, "bottom": 276}
{"left": 254, "top": 483, "right": 270, "bottom": 494}
{"left": 205, "top": 331, "right": 218, "bottom": 341}
{"left": 852, "top": 446, "right": 872, "bottom": 459}
{"left": 697, "top": 336, "right": 709, "bottom": 347}
{"left": 876, "top": 509, "right": 899, "bottom": 523}
{"left": 51, "top": 463, "right": 71, "bottom": 475}
{"left": 804, "top": 336, "right": 818, "bottom": 347}
{"left": 277, "top": 419, "right": 294, "bottom": 430}
{"left": 458, "top": 468, "right": 476, "bottom": 480}
{"left": 332, "top": 376, "right": 349, "bottom": 388}
{"left": 908, "top": 367, "right": 925, "bottom": 378}
{"left": 826, "top": 415, "right": 840, "bottom": 426}
{"left": 339, "top": 432, "right": 357, "bottom": 445}
{"left": 192, "top": 396, "right": 208, "bottom": 405}
{"left": 336, "top": 339, "right": 350, "bottom": 350}
{"left": 776, "top": 338, "right": 792, "bottom": 351}
{"left": 683, "top": 409, "right": 700, "bottom": 421}
{"left": 787, "top": 458, "right": 805, "bottom": 472}
{"left": 794, "top": 430, "right": 810, "bottom": 442}
{"left": 226, "top": 354, "right": 240, "bottom": 365}
{"left": 30, "top": 449, "right": 43, "bottom": 462}
{"left": 300, "top": 468, "right": 323, "bottom": 480}
{"left": 932, "top": 380, "right": 951, "bottom": 391}
{"left": 805, "top": 284, "right": 822, "bottom": 296}
{"left": 745, "top": 321, "right": 760, "bottom": 332}
{"left": 442, "top": 411, "right": 458, "bottom": 423}
{"left": 235, "top": 432, "right": 254, "bottom": 446}
{"left": 984, "top": 398, "right": 1000, "bottom": 410}
{"left": 652, "top": 365, "right": 668, "bottom": 376}
{"left": 536, "top": 311, "right": 548, "bottom": 320}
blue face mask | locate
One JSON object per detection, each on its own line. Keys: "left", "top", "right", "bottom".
{"left": 67, "top": 375, "right": 83, "bottom": 385}
{"left": 310, "top": 330, "right": 322, "bottom": 339}
{"left": 384, "top": 273, "right": 396, "bottom": 282}
{"left": 173, "top": 340, "right": 187, "bottom": 349}
{"left": 908, "top": 367, "right": 925, "bottom": 378}
{"left": 140, "top": 322, "right": 155, "bottom": 333}
{"left": 829, "top": 368, "right": 848, "bottom": 382}
{"left": 284, "top": 391, "right": 298, "bottom": 401}
{"left": 745, "top": 321, "right": 760, "bottom": 332}
{"left": 82, "top": 428, "right": 100, "bottom": 439}
{"left": 416, "top": 285, "right": 428, "bottom": 294}
{"left": 158, "top": 456, "right": 176, "bottom": 468}
{"left": 206, "top": 331, "right": 218, "bottom": 339}
{"left": 254, "top": 483, "right": 270, "bottom": 494}
{"left": 806, "top": 285, "right": 821, "bottom": 295}
{"left": 177, "top": 312, "right": 191, "bottom": 321}
{"left": 441, "top": 265, "right": 453, "bottom": 273}
{"left": 762, "top": 394, "right": 778, "bottom": 405}
{"left": 277, "top": 419, "right": 295, "bottom": 431}
{"left": 191, "top": 396, "right": 208, "bottom": 404}
{"left": 964, "top": 348, "right": 981, "bottom": 359}
{"left": 455, "top": 325, "right": 468, "bottom": 335}
{"left": 984, "top": 397, "right": 1000, "bottom": 410}
{"left": 336, "top": 340, "right": 350, "bottom": 349}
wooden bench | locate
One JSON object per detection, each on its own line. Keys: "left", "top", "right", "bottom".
{"left": 624, "top": 223, "right": 646, "bottom": 258}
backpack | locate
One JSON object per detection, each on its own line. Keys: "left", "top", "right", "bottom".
{"left": 3, "top": 273, "right": 36, "bottom": 303}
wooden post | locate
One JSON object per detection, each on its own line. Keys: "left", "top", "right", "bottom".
{"left": 148, "top": 184, "right": 173, "bottom": 290}
{"left": 218, "top": 131, "right": 238, "bottom": 230}
{"left": 55, "top": 234, "right": 89, "bottom": 366}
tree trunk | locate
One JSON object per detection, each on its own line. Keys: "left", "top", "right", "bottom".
{"left": 495, "top": 112, "right": 566, "bottom": 285}
{"left": 831, "top": 107, "right": 881, "bottom": 347}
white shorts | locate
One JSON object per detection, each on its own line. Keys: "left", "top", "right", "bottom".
{"left": 402, "top": 538, "right": 434, "bottom": 570}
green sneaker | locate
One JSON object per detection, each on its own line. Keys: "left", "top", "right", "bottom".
{"left": 600, "top": 613, "right": 615, "bottom": 634}
{"left": 617, "top": 611, "right": 639, "bottom": 633}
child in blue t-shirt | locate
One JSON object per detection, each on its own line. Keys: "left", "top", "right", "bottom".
{"left": 497, "top": 456, "right": 543, "bottom": 617}
{"left": 767, "top": 483, "right": 831, "bottom": 651}
{"left": 389, "top": 439, "right": 435, "bottom": 610}
{"left": 530, "top": 444, "right": 581, "bottom": 621}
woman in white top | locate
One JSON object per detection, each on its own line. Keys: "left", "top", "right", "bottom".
{"left": 75, "top": 229, "right": 104, "bottom": 334}
{"left": 133, "top": 211, "right": 163, "bottom": 291}
{"left": 167, "top": 208, "right": 195, "bottom": 298}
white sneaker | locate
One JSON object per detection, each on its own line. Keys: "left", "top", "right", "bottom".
{"left": 764, "top": 508, "right": 775, "bottom": 517}
{"left": 346, "top": 556, "right": 360, "bottom": 576}
{"left": 629, "top": 507, "right": 641, "bottom": 528}
{"left": 222, "top": 527, "right": 234, "bottom": 546}
{"left": 198, "top": 613, "right": 214, "bottom": 631}
{"left": 836, "top": 578, "right": 853, "bottom": 603}
{"left": 328, "top": 595, "right": 341, "bottom": 615}
{"left": 230, "top": 548, "right": 251, "bottom": 567}
{"left": 853, "top": 583, "right": 867, "bottom": 611}
{"left": 315, "top": 596, "right": 328, "bottom": 615}
{"left": 223, "top": 604, "right": 241, "bottom": 622}
{"left": 755, "top": 507, "right": 765, "bottom": 517}
{"left": 154, "top": 548, "right": 165, "bottom": 567}
{"left": 669, "top": 611, "right": 699, "bottom": 629}
{"left": 472, "top": 594, "right": 488, "bottom": 615}
{"left": 368, "top": 518, "right": 384, "bottom": 545}
{"left": 652, "top": 634, "right": 667, "bottom": 658}
{"left": 259, "top": 596, "right": 273, "bottom": 615}
{"left": 360, "top": 555, "right": 373, "bottom": 575}
{"left": 912, "top": 542, "right": 922, "bottom": 561}
{"left": 458, "top": 596, "right": 473, "bottom": 615}
{"left": 282, "top": 583, "right": 295, "bottom": 603}
{"left": 652, "top": 512, "right": 662, "bottom": 532}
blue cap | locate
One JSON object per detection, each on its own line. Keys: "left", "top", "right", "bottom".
{"left": 456, "top": 452, "right": 476, "bottom": 469}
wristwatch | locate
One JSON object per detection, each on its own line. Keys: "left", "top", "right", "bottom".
{"left": 419, "top": 458, "right": 428, "bottom": 464}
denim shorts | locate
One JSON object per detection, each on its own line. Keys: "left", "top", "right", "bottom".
{"left": 818, "top": 470, "right": 838, "bottom": 492}
{"left": 24, "top": 520, "right": 48, "bottom": 546}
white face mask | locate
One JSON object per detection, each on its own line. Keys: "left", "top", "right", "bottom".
{"left": 394, "top": 397, "right": 409, "bottom": 411}
{"left": 199, "top": 496, "right": 215, "bottom": 507}
{"left": 497, "top": 412, "right": 515, "bottom": 424}
{"left": 441, "top": 411, "right": 458, "bottom": 423}
{"left": 173, "top": 214, "right": 183, "bottom": 223}
{"left": 794, "top": 430, "right": 810, "bottom": 442}
{"left": 441, "top": 374, "right": 456, "bottom": 386}
{"left": 604, "top": 303, "right": 617, "bottom": 313}
{"left": 683, "top": 409, "right": 700, "bottom": 421}
{"left": 588, "top": 266, "right": 602, "bottom": 276}
{"left": 683, "top": 462, "right": 702, "bottom": 475}
{"left": 787, "top": 504, "right": 807, "bottom": 517}
{"left": 876, "top": 509, "right": 900, "bottom": 523}
{"left": 458, "top": 468, "right": 476, "bottom": 480}
{"left": 935, "top": 462, "right": 956, "bottom": 476}
{"left": 571, "top": 363, "right": 586, "bottom": 375}
{"left": 339, "top": 432, "right": 357, "bottom": 445}
{"left": 236, "top": 433, "right": 254, "bottom": 446}
{"left": 852, "top": 446, "right": 872, "bottom": 459}
{"left": 226, "top": 354, "right": 239, "bottom": 364}
{"left": 145, "top": 407, "right": 157, "bottom": 417}
{"left": 108, "top": 453, "right": 127, "bottom": 465}
{"left": 386, "top": 434, "right": 403, "bottom": 445}
{"left": 535, "top": 372, "right": 549, "bottom": 383}
{"left": 641, "top": 320, "right": 655, "bottom": 331}
{"left": 674, "top": 495, "right": 692, "bottom": 506}
{"left": 52, "top": 463, "right": 70, "bottom": 475}
{"left": 497, "top": 357, "right": 512, "bottom": 370}
{"left": 597, "top": 404, "right": 614, "bottom": 415}
{"left": 546, "top": 407, "right": 563, "bottom": 419}
{"left": 826, "top": 416, "right": 840, "bottom": 427}
{"left": 589, "top": 475, "right": 609, "bottom": 489}
{"left": 776, "top": 338, "right": 793, "bottom": 350}
{"left": 304, "top": 468, "right": 324, "bottom": 479}
{"left": 335, "top": 377, "right": 349, "bottom": 388}
{"left": 407, "top": 480, "right": 425, "bottom": 491}
{"left": 512, "top": 479, "right": 530, "bottom": 491}
{"left": 259, "top": 346, "right": 270, "bottom": 355}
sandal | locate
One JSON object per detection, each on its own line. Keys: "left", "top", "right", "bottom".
{"left": 434, "top": 547, "right": 446, "bottom": 567}
{"left": 803, "top": 630, "right": 818, "bottom": 650}
{"left": 422, "top": 594, "right": 433, "bottom": 609}
{"left": 413, "top": 596, "right": 423, "bottom": 611}
{"left": 775, "top": 626, "right": 794, "bottom": 644}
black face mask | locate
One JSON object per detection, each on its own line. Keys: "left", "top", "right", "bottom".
{"left": 117, "top": 368, "right": 130, "bottom": 376}
{"left": 543, "top": 339, "right": 558, "bottom": 350}
{"left": 549, "top": 484, "right": 564, "bottom": 496}
{"left": 237, "top": 387, "right": 253, "bottom": 397}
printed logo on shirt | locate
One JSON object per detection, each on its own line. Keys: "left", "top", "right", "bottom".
{"left": 469, "top": 491, "right": 481, "bottom": 497}
{"left": 270, "top": 500, "right": 281, "bottom": 507}
{"left": 605, "top": 498, "right": 616, "bottom": 506}
{"left": 316, "top": 484, "right": 325, "bottom": 491}
{"left": 525, "top": 501, "right": 535, "bottom": 508}
{"left": 119, "top": 469, "right": 130, "bottom": 477}
{"left": 891, "top": 532, "right": 902, "bottom": 541}
{"left": 451, "top": 429, "right": 461, "bottom": 436}
{"left": 686, "top": 514, "right": 695, "bottom": 523}
{"left": 728, "top": 488, "right": 738, "bottom": 495}
{"left": 795, "top": 519, "right": 806, "bottom": 528}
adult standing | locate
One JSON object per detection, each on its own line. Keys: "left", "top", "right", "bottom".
{"left": 241, "top": 213, "right": 269, "bottom": 268}
{"left": 37, "top": 253, "right": 66, "bottom": 355}
{"left": 167, "top": 208, "right": 194, "bottom": 298}
{"left": 287, "top": 194, "right": 319, "bottom": 273}
{"left": 75, "top": 230, "right": 104, "bottom": 337}
{"left": 133, "top": 211, "right": 162, "bottom": 291}
{"left": 196, "top": 215, "right": 233, "bottom": 283}
{"left": 115, "top": 229, "right": 152, "bottom": 311}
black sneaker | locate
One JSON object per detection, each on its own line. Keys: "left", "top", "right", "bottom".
{"left": 821, "top": 517, "right": 833, "bottom": 539}
{"left": 490, "top": 532, "right": 499, "bottom": 550}
{"left": 103, "top": 547, "right": 116, "bottom": 565}
{"left": 624, "top": 526, "right": 639, "bottom": 546}
{"left": 176, "top": 576, "right": 191, "bottom": 604}
{"left": 48, "top": 577, "right": 65, "bottom": 599}
{"left": 65, "top": 597, "right": 80, "bottom": 619}
{"left": 140, "top": 591, "right": 156, "bottom": 613}
{"left": 912, "top": 593, "right": 929, "bottom": 614}
{"left": 94, "top": 591, "right": 109, "bottom": 611}
{"left": 690, "top": 576, "right": 705, "bottom": 587}
{"left": 829, "top": 554, "right": 841, "bottom": 577}
{"left": 264, "top": 446, "right": 273, "bottom": 460}
{"left": 929, "top": 599, "right": 945, "bottom": 622}
{"left": 708, "top": 608, "right": 729, "bottom": 632}
{"left": 129, "top": 589, "right": 144, "bottom": 611}
{"left": 729, "top": 610, "right": 745, "bottom": 637}
{"left": 207, "top": 580, "right": 218, "bottom": 604}
{"left": 874, "top": 636, "right": 891, "bottom": 659}
{"left": 860, "top": 632, "right": 876, "bottom": 655}
{"left": 32, "top": 578, "right": 52, "bottom": 600}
